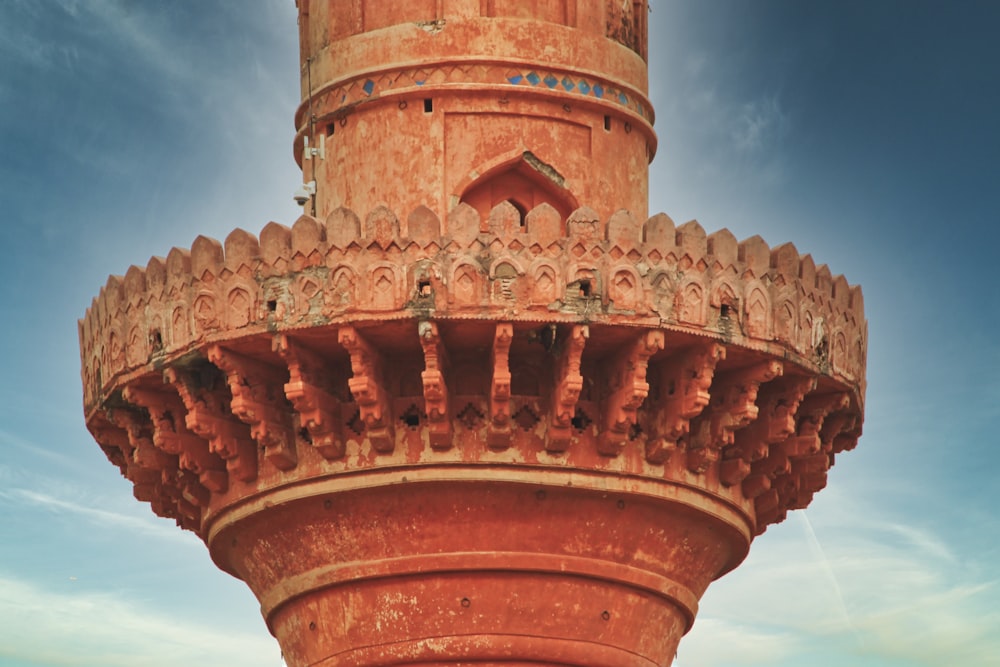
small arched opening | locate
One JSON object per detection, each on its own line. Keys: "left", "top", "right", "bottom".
{"left": 459, "top": 152, "right": 578, "bottom": 223}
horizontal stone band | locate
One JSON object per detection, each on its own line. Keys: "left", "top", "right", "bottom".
{"left": 205, "top": 465, "right": 755, "bottom": 549}
{"left": 318, "top": 633, "right": 664, "bottom": 667}
{"left": 260, "top": 550, "right": 700, "bottom": 632}
{"left": 294, "top": 59, "right": 655, "bottom": 129}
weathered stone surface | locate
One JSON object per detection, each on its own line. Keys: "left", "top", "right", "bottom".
{"left": 79, "top": 3, "right": 867, "bottom": 666}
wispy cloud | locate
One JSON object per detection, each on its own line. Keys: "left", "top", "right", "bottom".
{"left": 732, "top": 95, "right": 788, "bottom": 154}
{"left": 678, "top": 502, "right": 1000, "bottom": 666}
{"left": 0, "top": 575, "right": 280, "bottom": 667}
{"left": 0, "top": 16, "right": 64, "bottom": 71}
{"left": 0, "top": 428, "right": 78, "bottom": 469}
{"left": 51, "top": 0, "right": 196, "bottom": 83}
{"left": 676, "top": 617, "right": 803, "bottom": 666}
{"left": 649, "top": 46, "right": 793, "bottom": 226}
{"left": 0, "top": 486, "right": 190, "bottom": 544}
{"left": 800, "top": 510, "right": 857, "bottom": 638}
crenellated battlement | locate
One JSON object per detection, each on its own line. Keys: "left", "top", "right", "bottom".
{"left": 81, "top": 202, "right": 865, "bottom": 413}
{"left": 80, "top": 200, "right": 865, "bottom": 544}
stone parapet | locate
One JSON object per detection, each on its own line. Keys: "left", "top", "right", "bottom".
{"left": 80, "top": 201, "right": 864, "bottom": 532}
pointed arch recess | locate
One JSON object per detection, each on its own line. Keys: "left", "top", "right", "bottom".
{"left": 457, "top": 150, "right": 579, "bottom": 224}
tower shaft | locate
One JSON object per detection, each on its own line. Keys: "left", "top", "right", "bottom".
{"left": 294, "top": 0, "right": 654, "bottom": 221}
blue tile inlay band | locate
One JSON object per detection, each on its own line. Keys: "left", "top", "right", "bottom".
{"left": 317, "top": 65, "right": 653, "bottom": 128}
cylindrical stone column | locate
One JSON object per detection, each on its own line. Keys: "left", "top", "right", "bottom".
{"left": 293, "top": 0, "right": 654, "bottom": 221}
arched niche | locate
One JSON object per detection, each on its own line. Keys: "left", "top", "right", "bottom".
{"left": 458, "top": 151, "right": 578, "bottom": 225}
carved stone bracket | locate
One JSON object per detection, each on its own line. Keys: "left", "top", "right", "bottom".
{"left": 339, "top": 326, "right": 395, "bottom": 452}
{"left": 154, "top": 467, "right": 202, "bottom": 530}
{"left": 733, "top": 376, "right": 816, "bottom": 508}
{"left": 103, "top": 406, "right": 207, "bottom": 530}
{"left": 777, "top": 397, "right": 857, "bottom": 510}
{"left": 208, "top": 345, "right": 297, "bottom": 471}
{"left": 821, "top": 411, "right": 862, "bottom": 458}
{"left": 124, "top": 386, "right": 228, "bottom": 493}
{"left": 695, "top": 360, "right": 783, "bottom": 481}
{"left": 276, "top": 334, "right": 345, "bottom": 460}
{"left": 785, "top": 392, "right": 850, "bottom": 458}
{"left": 165, "top": 365, "right": 259, "bottom": 483}
{"left": 598, "top": 330, "right": 664, "bottom": 456}
{"left": 753, "top": 488, "right": 782, "bottom": 532}
{"left": 548, "top": 324, "right": 589, "bottom": 452}
{"left": 106, "top": 406, "right": 176, "bottom": 473}
{"left": 487, "top": 323, "right": 514, "bottom": 450}
{"left": 645, "top": 342, "right": 724, "bottom": 464}
{"left": 728, "top": 376, "right": 816, "bottom": 464}
{"left": 87, "top": 419, "right": 130, "bottom": 478}
{"left": 418, "top": 321, "right": 452, "bottom": 450}
{"left": 104, "top": 407, "right": 177, "bottom": 502}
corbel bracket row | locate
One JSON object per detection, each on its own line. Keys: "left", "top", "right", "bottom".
{"left": 208, "top": 345, "right": 297, "bottom": 471}
{"left": 785, "top": 392, "right": 851, "bottom": 458}
{"left": 124, "top": 386, "right": 228, "bottom": 493}
{"left": 730, "top": 376, "right": 816, "bottom": 498}
{"left": 689, "top": 359, "right": 783, "bottom": 474}
{"left": 100, "top": 409, "right": 170, "bottom": 502}
{"left": 96, "top": 410, "right": 204, "bottom": 528}
{"left": 733, "top": 388, "right": 862, "bottom": 534}
{"left": 165, "top": 366, "right": 258, "bottom": 483}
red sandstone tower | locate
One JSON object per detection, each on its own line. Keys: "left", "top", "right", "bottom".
{"left": 80, "top": 3, "right": 866, "bottom": 666}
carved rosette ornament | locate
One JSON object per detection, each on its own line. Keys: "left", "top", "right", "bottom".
{"left": 80, "top": 3, "right": 865, "bottom": 666}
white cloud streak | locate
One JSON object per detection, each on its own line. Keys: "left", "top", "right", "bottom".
{"left": 0, "top": 575, "right": 280, "bottom": 667}
{"left": 0, "top": 486, "right": 190, "bottom": 545}
{"left": 0, "top": 428, "right": 78, "bottom": 469}
{"left": 678, "top": 502, "right": 1000, "bottom": 667}
{"left": 676, "top": 618, "right": 804, "bottom": 666}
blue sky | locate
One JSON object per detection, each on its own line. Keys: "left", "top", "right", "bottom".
{"left": 1, "top": 2, "right": 998, "bottom": 666}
